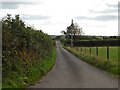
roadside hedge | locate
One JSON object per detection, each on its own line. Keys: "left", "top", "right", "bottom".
{"left": 2, "top": 14, "right": 55, "bottom": 88}
{"left": 65, "top": 40, "right": 120, "bottom": 47}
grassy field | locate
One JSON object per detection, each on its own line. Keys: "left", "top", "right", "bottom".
{"left": 73, "top": 46, "right": 118, "bottom": 61}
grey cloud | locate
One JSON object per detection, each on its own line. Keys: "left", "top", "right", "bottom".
{"left": 90, "top": 9, "right": 117, "bottom": 14}
{"left": 94, "top": 15, "right": 117, "bottom": 21}
{"left": 1, "top": 2, "right": 40, "bottom": 9}
{"left": 75, "top": 16, "right": 92, "bottom": 20}
{"left": 89, "top": 3, "right": 118, "bottom": 14}
{"left": 106, "top": 4, "right": 118, "bottom": 8}
{"left": 22, "top": 15, "right": 50, "bottom": 20}
{"left": 75, "top": 15, "right": 118, "bottom": 21}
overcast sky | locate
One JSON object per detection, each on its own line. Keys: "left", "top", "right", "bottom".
{"left": 0, "top": 0, "right": 119, "bottom": 36}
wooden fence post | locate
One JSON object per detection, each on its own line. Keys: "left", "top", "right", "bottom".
{"left": 85, "top": 47, "right": 86, "bottom": 54}
{"left": 107, "top": 46, "right": 109, "bottom": 60}
{"left": 96, "top": 47, "right": 98, "bottom": 56}
{"left": 90, "top": 47, "right": 91, "bottom": 55}
{"left": 77, "top": 47, "right": 78, "bottom": 51}
{"left": 81, "top": 47, "right": 82, "bottom": 53}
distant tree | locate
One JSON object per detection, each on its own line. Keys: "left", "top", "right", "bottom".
{"left": 74, "top": 23, "right": 84, "bottom": 36}
{"left": 66, "top": 20, "right": 84, "bottom": 39}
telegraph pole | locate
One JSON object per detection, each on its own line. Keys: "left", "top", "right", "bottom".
{"left": 71, "top": 19, "right": 74, "bottom": 47}
{"left": 71, "top": 30, "right": 73, "bottom": 47}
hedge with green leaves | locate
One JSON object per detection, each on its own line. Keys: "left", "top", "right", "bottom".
{"left": 2, "top": 14, "right": 55, "bottom": 88}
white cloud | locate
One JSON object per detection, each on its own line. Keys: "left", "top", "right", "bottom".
{"left": 0, "top": 0, "right": 119, "bottom": 35}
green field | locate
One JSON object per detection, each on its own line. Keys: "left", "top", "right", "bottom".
{"left": 73, "top": 46, "right": 118, "bottom": 61}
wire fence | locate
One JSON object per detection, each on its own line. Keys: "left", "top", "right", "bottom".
{"left": 72, "top": 46, "right": 118, "bottom": 60}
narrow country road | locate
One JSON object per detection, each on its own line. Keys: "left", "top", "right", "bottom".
{"left": 29, "top": 41, "right": 118, "bottom": 88}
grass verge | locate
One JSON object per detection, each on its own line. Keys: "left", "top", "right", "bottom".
{"left": 63, "top": 46, "right": 119, "bottom": 77}
{"left": 2, "top": 47, "right": 56, "bottom": 89}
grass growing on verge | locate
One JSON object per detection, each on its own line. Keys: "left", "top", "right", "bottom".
{"left": 64, "top": 46, "right": 119, "bottom": 77}
{"left": 2, "top": 47, "right": 56, "bottom": 89}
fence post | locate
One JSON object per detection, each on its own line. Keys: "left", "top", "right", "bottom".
{"left": 107, "top": 46, "right": 109, "bottom": 60}
{"left": 76, "top": 47, "right": 78, "bottom": 51}
{"left": 81, "top": 47, "right": 82, "bottom": 53}
{"left": 96, "top": 47, "right": 98, "bottom": 56}
{"left": 78, "top": 47, "right": 79, "bottom": 52}
{"left": 84, "top": 47, "right": 86, "bottom": 54}
{"left": 90, "top": 47, "right": 91, "bottom": 55}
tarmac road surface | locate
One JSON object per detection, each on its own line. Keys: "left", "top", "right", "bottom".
{"left": 28, "top": 41, "right": 118, "bottom": 88}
